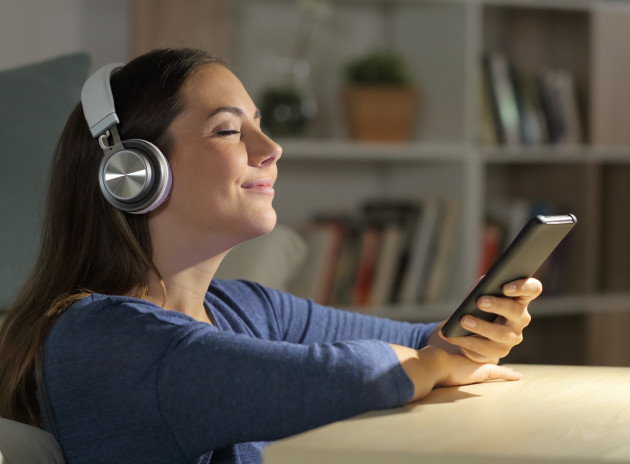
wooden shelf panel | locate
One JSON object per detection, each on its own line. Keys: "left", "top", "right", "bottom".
{"left": 279, "top": 140, "right": 630, "bottom": 164}
{"left": 482, "top": 145, "right": 630, "bottom": 163}
{"left": 352, "top": 292, "right": 630, "bottom": 323}
{"left": 278, "top": 139, "right": 468, "bottom": 162}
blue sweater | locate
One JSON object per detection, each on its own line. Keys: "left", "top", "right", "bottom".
{"left": 40, "top": 279, "right": 438, "bottom": 463}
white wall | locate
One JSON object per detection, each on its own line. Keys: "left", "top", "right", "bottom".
{"left": 0, "top": 0, "right": 129, "bottom": 71}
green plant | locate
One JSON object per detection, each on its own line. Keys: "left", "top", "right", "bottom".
{"left": 260, "top": 86, "right": 311, "bottom": 137}
{"left": 344, "top": 51, "right": 412, "bottom": 86}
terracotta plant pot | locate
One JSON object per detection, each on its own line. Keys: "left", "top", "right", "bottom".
{"left": 344, "top": 86, "right": 417, "bottom": 142}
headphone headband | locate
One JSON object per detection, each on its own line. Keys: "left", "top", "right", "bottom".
{"left": 81, "top": 63, "right": 125, "bottom": 137}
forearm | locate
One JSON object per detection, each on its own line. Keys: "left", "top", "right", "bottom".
{"left": 265, "top": 284, "right": 439, "bottom": 347}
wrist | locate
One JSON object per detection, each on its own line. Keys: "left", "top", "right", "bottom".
{"left": 390, "top": 344, "right": 448, "bottom": 402}
{"left": 429, "top": 323, "right": 463, "bottom": 356}
{"left": 417, "top": 345, "right": 449, "bottom": 389}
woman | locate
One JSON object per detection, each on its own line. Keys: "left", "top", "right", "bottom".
{"left": 0, "top": 48, "right": 539, "bottom": 464}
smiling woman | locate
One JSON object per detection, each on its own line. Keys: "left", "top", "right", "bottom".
{"left": 146, "top": 63, "right": 282, "bottom": 321}
{"left": 0, "top": 48, "right": 541, "bottom": 464}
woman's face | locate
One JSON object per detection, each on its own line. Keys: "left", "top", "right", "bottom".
{"left": 162, "top": 64, "right": 282, "bottom": 249}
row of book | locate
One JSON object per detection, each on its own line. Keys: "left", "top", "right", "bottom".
{"left": 480, "top": 198, "right": 572, "bottom": 295}
{"left": 287, "top": 197, "right": 460, "bottom": 308}
{"left": 480, "top": 52, "right": 583, "bottom": 147}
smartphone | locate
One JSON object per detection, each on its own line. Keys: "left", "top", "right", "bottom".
{"left": 440, "top": 214, "right": 577, "bottom": 338}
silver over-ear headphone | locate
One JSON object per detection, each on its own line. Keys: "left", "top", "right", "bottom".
{"left": 81, "top": 63, "right": 172, "bottom": 214}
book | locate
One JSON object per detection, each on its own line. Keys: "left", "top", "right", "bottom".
{"left": 369, "top": 220, "right": 405, "bottom": 307}
{"left": 477, "top": 220, "right": 505, "bottom": 278}
{"left": 549, "top": 70, "right": 583, "bottom": 145}
{"left": 486, "top": 198, "right": 533, "bottom": 246}
{"left": 288, "top": 217, "right": 346, "bottom": 305}
{"left": 483, "top": 53, "right": 522, "bottom": 146}
{"left": 424, "top": 198, "right": 460, "bottom": 303}
{"left": 360, "top": 199, "right": 422, "bottom": 305}
{"left": 398, "top": 197, "right": 441, "bottom": 304}
{"left": 351, "top": 221, "right": 384, "bottom": 307}
{"left": 537, "top": 72, "right": 567, "bottom": 145}
{"left": 512, "top": 69, "right": 548, "bottom": 145}
{"left": 329, "top": 219, "right": 361, "bottom": 307}
{"left": 479, "top": 65, "right": 499, "bottom": 146}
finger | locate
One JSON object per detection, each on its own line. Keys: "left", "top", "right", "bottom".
{"left": 482, "top": 364, "right": 522, "bottom": 382}
{"left": 461, "top": 346, "right": 499, "bottom": 364}
{"left": 475, "top": 296, "right": 532, "bottom": 330}
{"left": 459, "top": 315, "right": 525, "bottom": 346}
{"left": 448, "top": 333, "right": 513, "bottom": 360}
{"left": 502, "top": 277, "right": 543, "bottom": 302}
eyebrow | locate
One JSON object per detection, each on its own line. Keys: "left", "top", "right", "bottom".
{"left": 206, "top": 106, "right": 261, "bottom": 120}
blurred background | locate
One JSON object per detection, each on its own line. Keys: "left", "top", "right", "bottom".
{"left": 2, "top": 0, "right": 630, "bottom": 366}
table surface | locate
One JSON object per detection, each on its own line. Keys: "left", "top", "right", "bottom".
{"left": 264, "top": 364, "right": 630, "bottom": 464}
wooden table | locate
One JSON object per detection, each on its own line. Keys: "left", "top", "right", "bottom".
{"left": 264, "top": 364, "right": 630, "bottom": 463}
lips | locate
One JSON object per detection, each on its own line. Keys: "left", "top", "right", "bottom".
{"left": 241, "top": 177, "right": 275, "bottom": 193}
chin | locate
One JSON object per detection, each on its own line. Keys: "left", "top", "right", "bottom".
{"left": 247, "top": 211, "right": 277, "bottom": 240}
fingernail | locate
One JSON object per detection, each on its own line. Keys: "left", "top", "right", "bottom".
{"left": 479, "top": 296, "right": 492, "bottom": 308}
{"left": 505, "top": 284, "right": 517, "bottom": 294}
{"left": 463, "top": 316, "right": 477, "bottom": 328}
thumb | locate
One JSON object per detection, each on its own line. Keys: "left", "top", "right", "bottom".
{"left": 483, "top": 364, "right": 522, "bottom": 382}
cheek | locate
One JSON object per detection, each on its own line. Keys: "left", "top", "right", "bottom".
{"left": 170, "top": 148, "right": 244, "bottom": 208}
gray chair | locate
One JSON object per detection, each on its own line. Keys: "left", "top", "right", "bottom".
{"left": 0, "top": 52, "right": 90, "bottom": 311}
{"left": 0, "top": 416, "right": 65, "bottom": 463}
{"left": 0, "top": 52, "right": 90, "bottom": 464}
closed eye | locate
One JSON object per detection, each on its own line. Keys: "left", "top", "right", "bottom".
{"left": 217, "top": 130, "right": 240, "bottom": 136}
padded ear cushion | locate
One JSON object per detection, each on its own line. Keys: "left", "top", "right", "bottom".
{"left": 99, "top": 139, "right": 171, "bottom": 214}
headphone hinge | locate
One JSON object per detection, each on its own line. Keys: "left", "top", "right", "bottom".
{"left": 98, "top": 125, "right": 125, "bottom": 154}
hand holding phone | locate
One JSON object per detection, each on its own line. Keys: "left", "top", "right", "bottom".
{"left": 440, "top": 214, "right": 577, "bottom": 338}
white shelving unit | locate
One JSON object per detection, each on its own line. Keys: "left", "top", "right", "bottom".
{"left": 276, "top": 140, "right": 630, "bottom": 322}
{"left": 132, "top": 0, "right": 630, "bottom": 363}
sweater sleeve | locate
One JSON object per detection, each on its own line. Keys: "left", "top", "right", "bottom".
{"left": 229, "top": 281, "right": 440, "bottom": 348}
{"left": 156, "top": 325, "right": 414, "bottom": 461}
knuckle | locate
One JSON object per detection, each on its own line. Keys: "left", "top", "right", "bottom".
{"left": 513, "top": 332, "right": 524, "bottom": 346}
{"left": 498, "top": 327, "right": 522, "bottom": 346}
{"left": 499, "top": 330, "right": 515, "bottom": 345}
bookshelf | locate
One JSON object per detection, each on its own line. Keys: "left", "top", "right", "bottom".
{"left": 131, "top": 0, "right": 630, "bottom": 364}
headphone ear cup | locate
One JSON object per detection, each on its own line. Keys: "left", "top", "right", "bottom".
{"left": 99, "top": 139, "right": 172, "bottom": 214}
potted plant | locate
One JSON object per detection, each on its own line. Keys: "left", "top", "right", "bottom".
{"left": 260, "top": 84, "right": 313, "bottom": 137}
{"left": 343, "top": 51, "right": 417, "bottom": 142}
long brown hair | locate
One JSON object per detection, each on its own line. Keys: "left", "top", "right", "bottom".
{"left": 0, "top": 48, "right": 221, "bottom": 426}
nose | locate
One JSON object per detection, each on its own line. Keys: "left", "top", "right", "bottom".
{"left": 250, "top": 130, "right": 282, "bottom": 167}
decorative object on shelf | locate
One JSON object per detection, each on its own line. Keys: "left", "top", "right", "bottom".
{"left": 260, "top": 80, "right": 315, "bottom": 138}
{"left": 342, "top": 51, "right": 417, "bottom": 142}
{"left": 259, "top": 0, "right": 330, "bottom": 138}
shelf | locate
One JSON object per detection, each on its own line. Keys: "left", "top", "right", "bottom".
{"left": 278, "top": 138, "right": 630, "bottom": 163}
{"left": 279, "top": 139, "right": 630, "bottom": 164}
{"left": 278, "top": 139, "right": 468, "bottom": 163}
{"left": 320, "top": 0, "right": 599, "bottom": 10}
{"left": 481, "top": 145, "right": 630, "bottom": 163}
{"left": 347, "top": 293, "right": 630, "bottom": 323}
{"left": 350, "top": 301, "right": 460, "bottom": 323}
{"left": 529, "top": 293, "right": 630, "bottom": 316}
{"left": 478, "top": 0, "right": 597, "bottom": 11}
